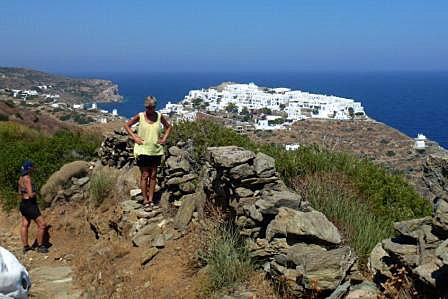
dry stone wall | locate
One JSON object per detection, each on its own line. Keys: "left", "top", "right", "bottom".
{"left": 94, "top": 131, "right": 379, "bottom": 298}
{"left": 369, "top": 197, "right": 448, "bottom": 297}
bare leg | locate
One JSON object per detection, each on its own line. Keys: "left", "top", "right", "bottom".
{"left": 20, "top": 217, "right": 30, "bottom": 247}
{"left": 147, "top": 165, "right": 158, "bottom": 204}
{"left": 34, "top": 216, "right": 47, "bottom": 246}
{"left": 140, "top": 167, "right": 150, "bottom": 204}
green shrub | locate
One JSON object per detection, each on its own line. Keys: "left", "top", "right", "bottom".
{"left": 89, "top": 168, "right": 116, "bottom": 204}
{"left": 0, "top": 114, "right": 8, "bottom": 121}
{"left": 0, "top": 123, "right": 100, "bottom": 210}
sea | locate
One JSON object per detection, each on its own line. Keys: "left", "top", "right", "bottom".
{"left": 72, "top": 71, "right": 448, "bottom": 149}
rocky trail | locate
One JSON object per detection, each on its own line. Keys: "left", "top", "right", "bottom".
{"left": 0, "top": 209, "right": 82, "bottom": 298}
{"left": 0, "top": 199, "right": 206, "bottom": 298}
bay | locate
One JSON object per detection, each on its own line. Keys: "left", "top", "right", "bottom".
{"left": 73, "top": 71, "right": 448, "bottom": 149}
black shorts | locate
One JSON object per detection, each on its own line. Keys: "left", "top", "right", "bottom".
{"left": 136, "top": 155, "right": 162, "bottom": 168}
{"left": 20, "top": 198, "right": 41, "bottom": 220}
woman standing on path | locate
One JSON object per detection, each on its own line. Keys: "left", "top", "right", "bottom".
{"left": 18, "top": 160, "right": 48, "bottom": 254}
{"left": 124, "top": 96, "right": 172, "bottom": 210}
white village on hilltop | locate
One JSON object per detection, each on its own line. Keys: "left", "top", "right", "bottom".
{"left": 161, "top": 82, "right": 367, "bottom": 130}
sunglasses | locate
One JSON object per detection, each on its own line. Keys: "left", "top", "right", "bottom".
{"left": 145, "top": 105, "right": 155, "bottom": 109}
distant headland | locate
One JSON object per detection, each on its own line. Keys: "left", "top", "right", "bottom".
{"left": 0, "top": 67, "right": 123, "bottom": 104}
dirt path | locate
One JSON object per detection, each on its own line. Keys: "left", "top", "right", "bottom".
{"left": 0, "top": 208, "right": 83, "bottom": 298}
{"left": 1, "top": 202, "right": 276, "bottom": 298}
{"left": 0, "top": 204, "right": 202, "bottom": 298}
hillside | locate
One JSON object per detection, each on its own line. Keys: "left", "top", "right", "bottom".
{"left": 0, "top": 67, "right": 122, "bottom": 104}
{"left": 1, "top": 120, "right": 447, "bottom": 298}
{"left": 0, "top": 100, "right": 71, "bottom": 134}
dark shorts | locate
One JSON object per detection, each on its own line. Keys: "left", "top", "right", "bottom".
{"left": 20, "top": 198, "right": 41, "bottom": 220}
{"left": 136, "top": 155, "right": 162, "bottom": 168}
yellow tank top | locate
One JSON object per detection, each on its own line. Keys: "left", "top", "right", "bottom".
{"left": 134, "top": 112, "right": 164, "bottom": 157}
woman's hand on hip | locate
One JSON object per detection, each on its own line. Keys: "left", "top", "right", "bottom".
{"left": 158, "top": 138, "right": 167, "bottom": 145}
{"left": 134, "top": 136, "right": 145, "bottom": 145}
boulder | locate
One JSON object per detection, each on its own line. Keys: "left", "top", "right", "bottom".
{"left": 254, "top": 152, "right": 276, "bottom": 178}
{"left": 229, "top": 163, "right": 255, "bottom": 180}
{"left": 130, "top": 189, "right": 142, "bottom": 198}
{"left": 394, "top": 217, "right": 439, "bottom": 246}
{"left": 436, "top": 239, "right": 448, "bottom": 264}
{"left": 159, "top": 192, "right": 171, "bottom": 209}
{"left": 41, "top": 161, "right": 89, "bottom": 203}
{"left": 174, "top": 194, "right": 197, "bottom": 230}
{"left": 166, "top": 174, "right": 197, "bottom": 186}
{"left": 412, "top": 261, "right": 447, "bottom": 288}
{"left": 165, "top": 156, "right": 191, "bottom": 173}
{"left": 266, "top": 207, "right": 341, "bottom": 245}
{"left": 194, "top": 182, "right": 207, "bottom": 218}
{"left": 132, "top": 223, "right": 162, "bottom": 247}
{"left": 168, "top": 146, "right": 183, "bottom": 156}
{"left": 247, "top": 205, "right": 263, "bottom": 222}
{"left": 287, "top": 243, "right": 326, "bottom": 266}
{"left": 382, "top": 238, "right": 419, "bottom": 267}
{"left": 433, "top": 198, "right": 448, "bottom": 233}
{"left": 255, "top": 191, "right": 303, "bottom": 215}
{"left": 300, "top": 246, "right": 355, "bottom": 292}
{"left": 207, "top": 146, "right": 255, "bottom": 168}
{"left": 368, "top": 242, "right": 393, "bottom": 279}
{"left": 235, "top": 187, "right": 254, "bottom": 198}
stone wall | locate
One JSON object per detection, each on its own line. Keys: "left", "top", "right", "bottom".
{"left": 94, "top": 132, "right": 379, "bottom": 298}
{"left": 200, "top": 146, "right": 377, "bottom": 298}
{"left": 369, "top": 196, "right": 448, "bottom": 297}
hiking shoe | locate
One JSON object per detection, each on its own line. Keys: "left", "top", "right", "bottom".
{"left": 35, "top": 245, "right": 48, "bottom": 253}
{"left": 23, "top": 245, "right": 32, "bottom": 254}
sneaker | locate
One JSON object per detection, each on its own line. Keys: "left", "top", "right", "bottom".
{"left": 35, "top": 245, "right": 49, "bottom": 253}
{"left": 23, "top": 245, "right": 32, "bottom": 254}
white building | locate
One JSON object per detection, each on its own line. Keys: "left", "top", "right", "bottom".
{"left": 112, "top": 109, "right": 118, "bottom": 116}
{"left": 415, "top": 133, "right": 427, "bottom": 150}
{"left": 285, "top": 144, "right": 301, "bottom": 151}
{"left": 179, "top": 83, "right": 366, "bottom": 122}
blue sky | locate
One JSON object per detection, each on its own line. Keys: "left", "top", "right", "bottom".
{"left": 0, "top": 1, "right": 447, "bottom": 72}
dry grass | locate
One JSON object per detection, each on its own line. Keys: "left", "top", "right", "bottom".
{"left": 187, "top": 205, "right": 253, "bottom": 298}
{"left": 89, "top": 166, "right": 118, "bottom": 205}
{"left": 380, "top": 266, "right": 419, "bottom": 299}
{"left": 292, "top": 172, "right": 395, "bottom": 266}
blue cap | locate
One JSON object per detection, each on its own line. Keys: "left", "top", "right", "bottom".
{"left": 21, "top": 160, "right": 33, "bottom": 176}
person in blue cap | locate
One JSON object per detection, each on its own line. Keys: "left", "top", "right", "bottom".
{"left": 17, "top": 160, "right": 48, "bottom": 254}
